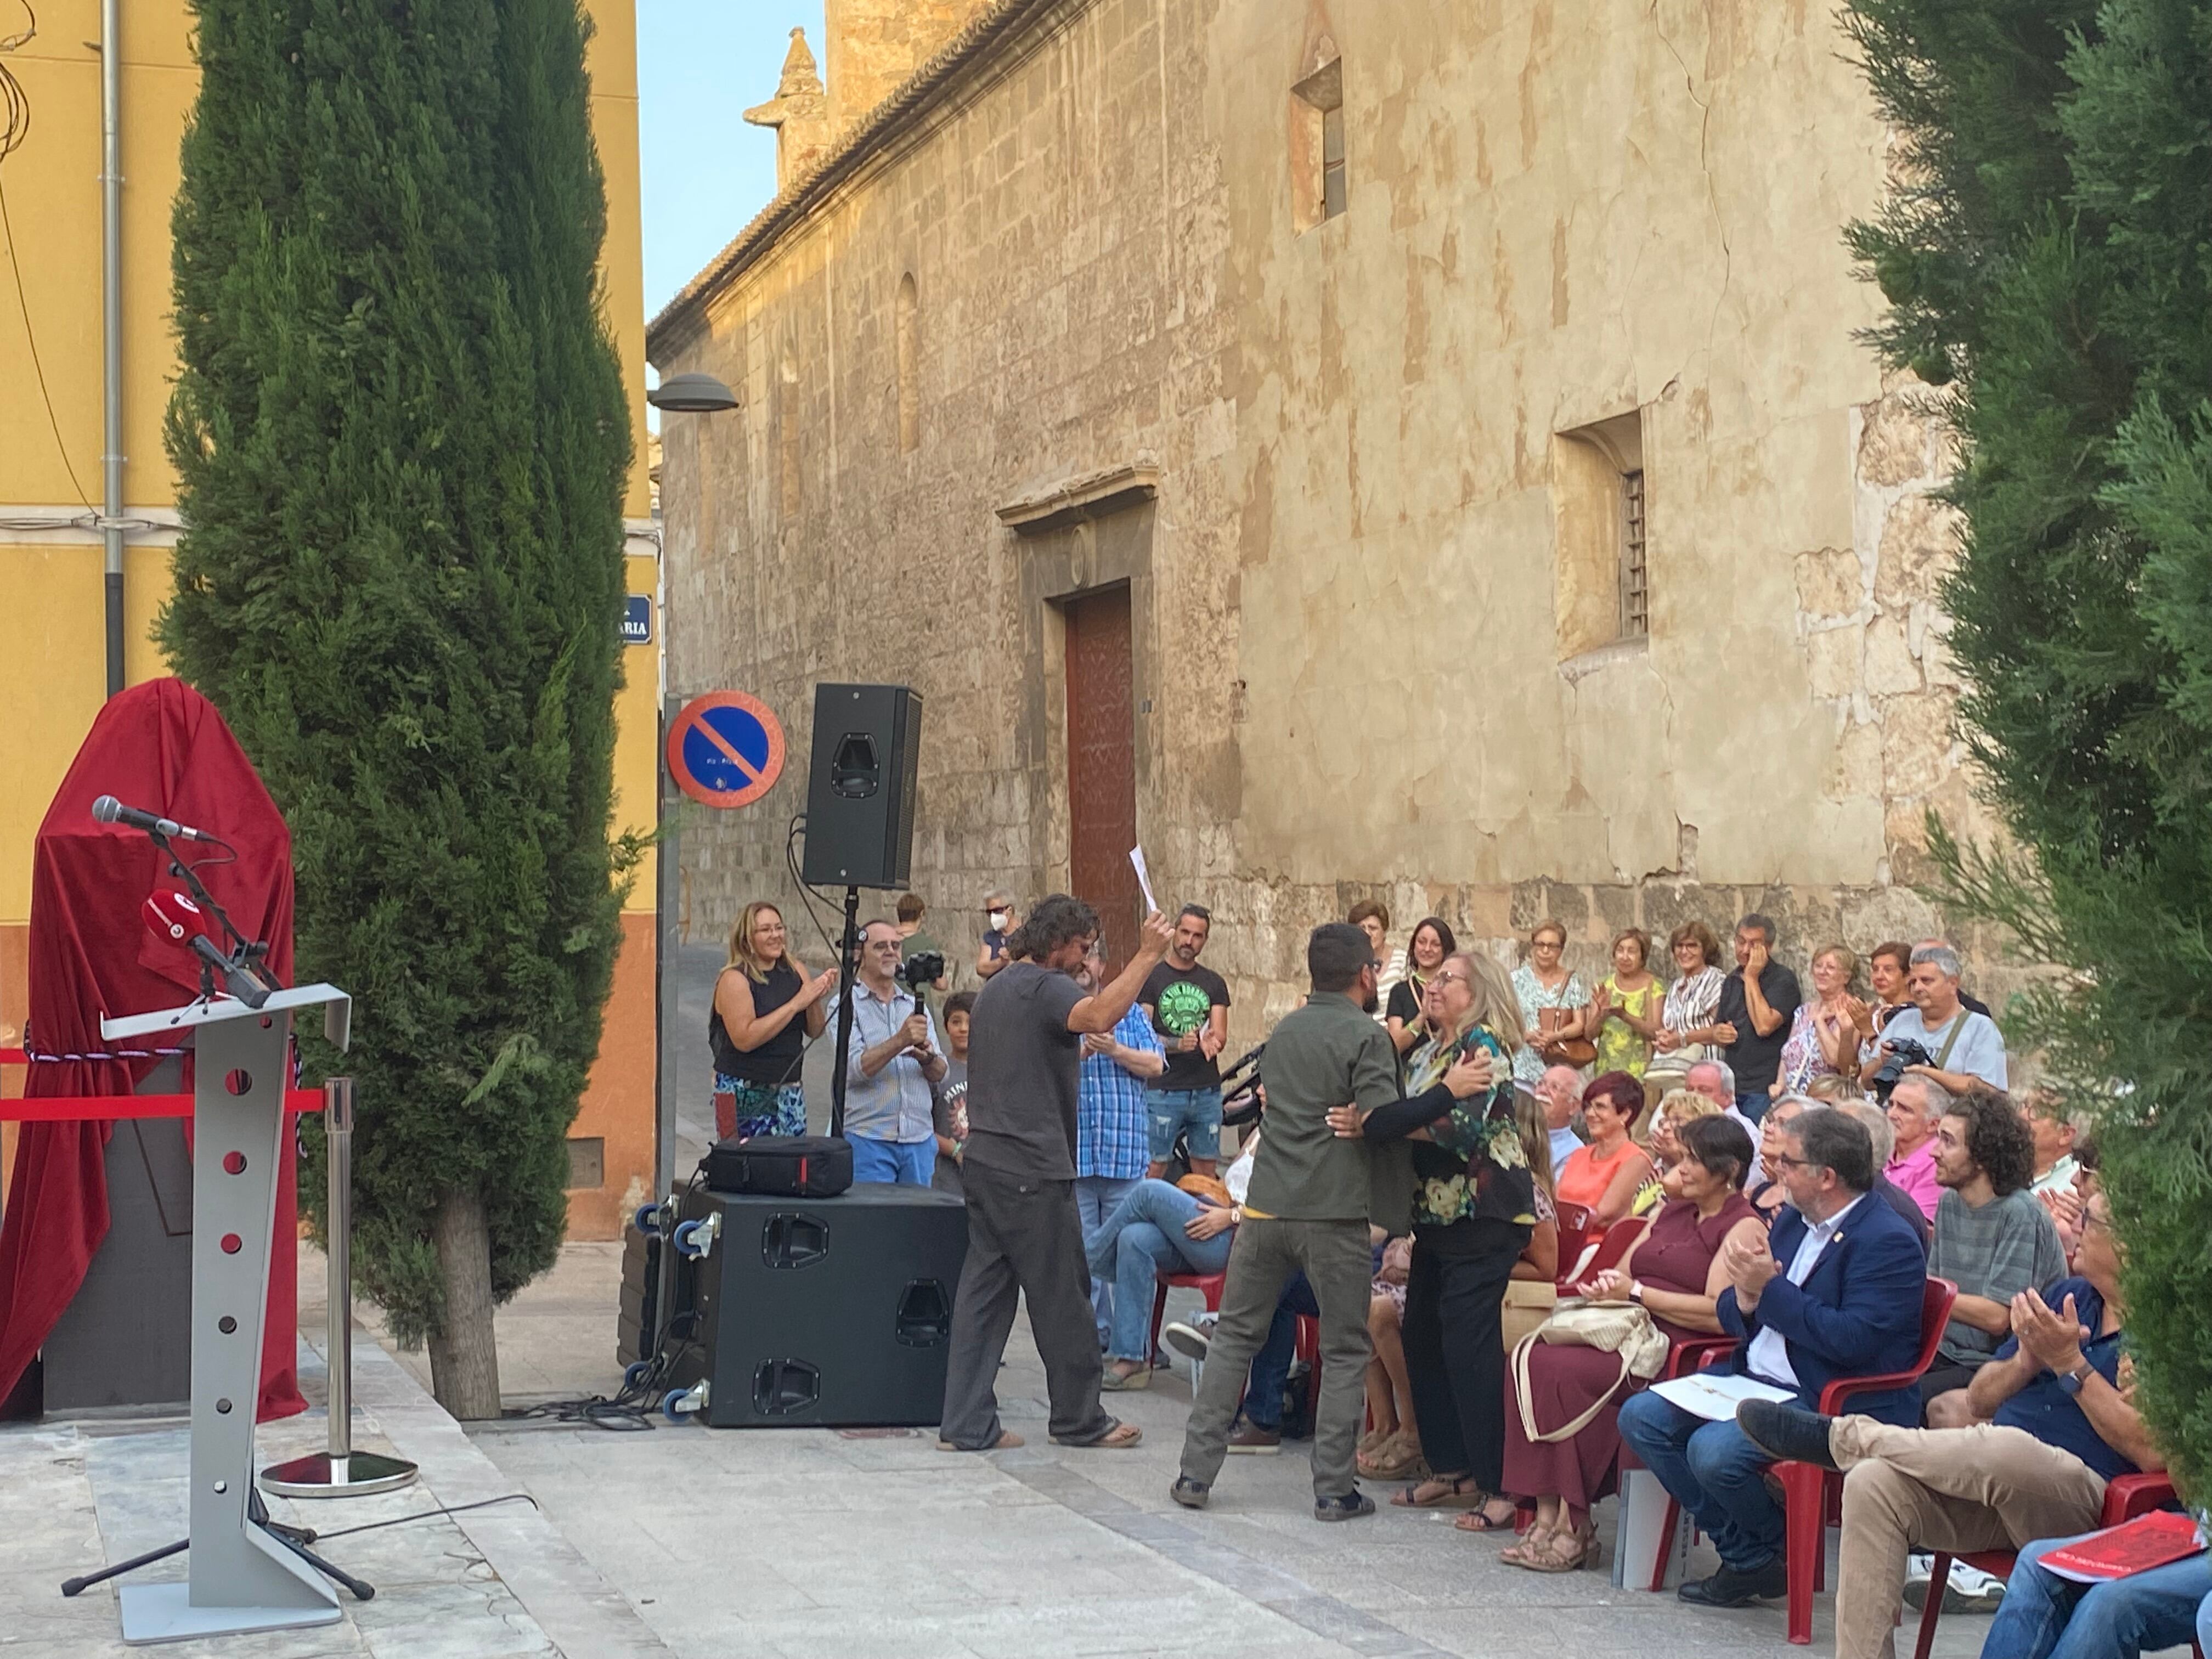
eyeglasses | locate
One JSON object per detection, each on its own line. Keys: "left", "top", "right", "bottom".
{"left": 1432, "top": 970, "right": 1470, "bottom": 987}
{"left": 1533, "top": 938, "right": 1564, "bottom": 950}
{"left": 2081, "top": 1209, "right": 2113, "bottom": 1235}
{"left": 1767, "top": 1153, "right": 1815, "bottom": 1172}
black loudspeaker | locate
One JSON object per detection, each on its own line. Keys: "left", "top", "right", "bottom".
{"left": 800, "top": 683, "right": 922, "bottom": 888}
{"left": 664, "top": 1184, "right": 967, "bottom": 1428}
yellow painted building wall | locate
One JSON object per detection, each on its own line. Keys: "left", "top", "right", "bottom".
{"left": 0, "top": 0, "right": 658, "bottom": 1239}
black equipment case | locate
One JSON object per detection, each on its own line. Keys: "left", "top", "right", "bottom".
{"left": 702, "top": 1134, "right": 853, "bottom": 1198}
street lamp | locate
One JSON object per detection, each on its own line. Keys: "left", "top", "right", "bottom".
{"left": 646, "top": 372, "right": 740, "bottom": 414}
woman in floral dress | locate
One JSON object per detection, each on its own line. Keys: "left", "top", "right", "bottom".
{"left": 1333, "top": 949, "right": 1534, "bottom": 1531}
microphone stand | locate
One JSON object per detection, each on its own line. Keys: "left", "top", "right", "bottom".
{"left": 150, "top": 829, "right": 280, "bottom": 1008}
{"left": 826, "top": 885, "right": 861, "bottom": 1138}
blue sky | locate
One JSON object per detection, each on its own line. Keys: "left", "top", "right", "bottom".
{"left": 637, "top": 0, "right": 826, "bottom": 324}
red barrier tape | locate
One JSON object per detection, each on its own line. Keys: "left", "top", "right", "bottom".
{"left": 0, "top": 1053, "right": 321, "bottom": 1120}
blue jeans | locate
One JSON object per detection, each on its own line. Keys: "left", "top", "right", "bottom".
{"left": 1617, "top": 1389, "right": 1786, "bottom": 1572}
{"left": 1736, "top": 1090, "right": 1771, "bottom": 1125}
{"left": 1240, "top": 1273, "right": 1319, "bottom": 1430}
{"left": 1985, "top": 1533, "right": 2212, "bottom": 1659}
{"left": 1084, "top": 1179, "right": 1232, "bottom": 1361}
{"left": 1145, "top": 1088, "right": 1222, "bottom": 1162}
{"left": 1075, "top": 1175, "right": 1143, "bottom": 1346}
{"left": 849, "top": 1135, "right": 935, "bottom": 1186}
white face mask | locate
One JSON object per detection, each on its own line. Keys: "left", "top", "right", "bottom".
{"left": 989, "top": 910, "right": 1009, "bottom": 930}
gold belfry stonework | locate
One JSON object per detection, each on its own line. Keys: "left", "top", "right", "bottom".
{"left": 649, "top": 0, "right": 2010, "bottom": 1033}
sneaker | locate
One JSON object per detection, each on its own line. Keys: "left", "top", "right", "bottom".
{"left": 1903, "top": 1561, "right": 2007, "bottom": 1614}
{"left": 1170, "top": 1476, "right": 1211, "bottom": 1510}
{"left": 1100, "top": 1363, "right": 1151, "bottom": 1392}
{"left": 1226, "top": 1419, "right": 1283, "bottom": 1455}
{"left": 1161, "top": 1317, "right": 1216, "bottom": 1363}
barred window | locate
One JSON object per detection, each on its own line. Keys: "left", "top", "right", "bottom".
{"left": 1620, "top": 469, "right": 1649, "bottom": 637}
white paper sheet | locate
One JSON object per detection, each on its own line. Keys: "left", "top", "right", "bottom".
{"left": 1129, "top": 846, "right": 1159, "bottom": 916}
{"left": 1646, "top": 1372, "right": 1797, "bottom": 1423}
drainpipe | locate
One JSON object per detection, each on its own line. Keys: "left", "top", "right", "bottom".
{"left": 99, "top": 0, "right": 123, "bottom": 697}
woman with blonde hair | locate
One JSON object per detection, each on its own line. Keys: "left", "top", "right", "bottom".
{"left": 709, "top": 902, "right": 836, "bottom": 1139}
{"left": 1775, "top": 943, "right": 1861, "bottom": 1096}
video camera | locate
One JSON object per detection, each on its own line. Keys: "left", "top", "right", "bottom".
{"left": 1867, "top": 1036, "right": 1935, "bottom": 1102}
{"left": 897, "top": 950, "right": 946, "bottom": 997}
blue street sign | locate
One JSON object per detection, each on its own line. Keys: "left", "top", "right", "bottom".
{"left": 623, "top": 596, "right": 653, "bottom": 645}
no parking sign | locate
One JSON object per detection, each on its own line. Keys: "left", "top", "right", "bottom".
{"left": 666, "top": 692, "right": 787, "bottom": 809}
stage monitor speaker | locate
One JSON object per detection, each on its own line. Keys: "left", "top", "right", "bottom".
{"left": 800, "top": 684, "right": 922, "bottom": 889}
{"left": 663, "top": 1184, "right": 967, "bottom": 1429}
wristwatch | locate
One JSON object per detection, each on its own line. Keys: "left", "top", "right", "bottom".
{"left": 2057, "top": 1361, "right": 2095, "bottom": 1396}
{"left": 1628, "top": 1280, "right": 1646, "bottom": 1305}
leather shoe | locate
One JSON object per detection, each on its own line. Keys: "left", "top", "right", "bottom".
{"left": 1679, "top": 1556, "right": 1788, "bottom": 1607}
{"left": 1314, "top": 1490, "right": 1376, "bottom": 1522}
{"left": 1736, "top": 1398, "right": 1840, "bottom": 1471}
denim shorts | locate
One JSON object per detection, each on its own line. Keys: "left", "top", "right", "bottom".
{"left": 1145, "top": 1087, "right": 1222, "bottom": 1161}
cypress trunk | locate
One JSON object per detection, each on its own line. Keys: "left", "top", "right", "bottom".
{"left": 162, "top": 0, "right": 638, "bottom": 1414}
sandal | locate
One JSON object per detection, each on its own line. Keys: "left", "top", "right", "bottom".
{"left": 1054, "top": 1419, "right": 1143, "bottom": 1449}
{"left": 1451, "top": 1497, "right": 1521, "bottom": 1532}
{"left": 1358, "top": 1429, "right": 1427, "bottom": 1480}
{"left": 1500, "top": 1522, "right": 1591, "bottom": 1571}
{"left": 1391, "top": 1474, "right": 1484, "bottom": 1510}
{"left": 936, "top": 1429, "right": 1025, "bottom": 1452}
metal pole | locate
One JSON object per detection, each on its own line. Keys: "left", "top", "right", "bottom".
{"left": 261, "top": 1079, "right": 417, "bottom": 1498}
{"left": 99, "top": 0, "right": 125, "bottom": 698}
{"left": 324, "top": 1077, "right": 353, "bottom": 1467}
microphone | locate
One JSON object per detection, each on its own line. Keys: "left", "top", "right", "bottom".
{"left": 143, "top": 890, "right": 218, "bottom": 946}
{"left": 93, "top": 795, "right": 217, "bottom": 843}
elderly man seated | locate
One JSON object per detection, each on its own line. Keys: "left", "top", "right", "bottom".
{"left": 1735, "top": 1188, "right": 2156, "bottom": 1659}
{"left": 1616, "top": 1109, "right": 1927, "bottom": 1607}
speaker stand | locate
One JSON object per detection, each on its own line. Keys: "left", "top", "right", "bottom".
{"left": 826, "top": 885, "right": 861, "bottom": 1137}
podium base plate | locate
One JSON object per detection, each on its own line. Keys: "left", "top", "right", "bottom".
{"left": 259, "top": 1449, "right": 420, "bottom": 1498}
{"left": 118, "top": 1582, "right": 341, "bottom": 1646}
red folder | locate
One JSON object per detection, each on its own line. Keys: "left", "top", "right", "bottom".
{"left": 2038, "top": 1510, "right": 2205, "bottom": 1584}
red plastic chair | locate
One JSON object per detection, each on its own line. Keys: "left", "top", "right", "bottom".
{"left": 1910, "top": 1472, "right": 2189, "bottom": 1659}
{"left": 1148, "top": 1269, "right": 1226, "bottom": 1362}
{"left": 1776, "top": 1277, "right": 1958, "bottom": 1644}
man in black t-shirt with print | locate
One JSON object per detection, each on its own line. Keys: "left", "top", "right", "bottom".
{"left": 938, "top": 894, "right": 1174, "bottom": 1454}
{"left": 1139, "top": 904, "right": 1232, "bottom": 1180}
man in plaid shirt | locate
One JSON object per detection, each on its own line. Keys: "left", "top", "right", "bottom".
{"left": 1075, "top": 938, "right": 1167, "bottom": 1348}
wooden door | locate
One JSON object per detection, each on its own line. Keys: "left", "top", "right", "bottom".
{"left": 1064, "top": 586, "right": 1139, "bottom": 978}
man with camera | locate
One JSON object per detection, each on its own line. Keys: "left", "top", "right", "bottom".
{"left": 1861, "top": 943, "right": 2008, "bottom": 1097}
{"left": 837, "top": 918, "right": 948, "bottom": 1185}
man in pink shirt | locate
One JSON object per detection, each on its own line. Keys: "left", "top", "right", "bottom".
{"left": 1883, "top": 1074, "right": 1949, "bottom": 1220}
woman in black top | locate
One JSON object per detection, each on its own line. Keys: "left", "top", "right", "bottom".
{"left": 1386, "top": 916, "right": 1457, "bottom": 1056}
{"left": 710, "top": 902, "right": 835, "bottom": 1139}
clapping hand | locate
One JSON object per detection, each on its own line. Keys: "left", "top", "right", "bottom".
{"left": 1198, "top": 1025, "right": 1226, "bottom": 1060}
{"left": 1723, "top": 1232, "right": 1778, "bottom": 1304}
{"left": 1654, "top": 1026, "right": 1681, "bottom": 1052}
{"left": 2013, "top": 1288, "right": 2091, "bottom": 1375}
{"left": 799, "top": 965, "right": 838, "bottom": 1004}
{"left": 1176, "top": 1028, "right": 1201, "bottom": 1053}
{"left": 1843, "top": 995, "right": 1875, "bottom": 1039}
{"left": 2038, "top": 1184, "right": 2085, "bottom": 1254}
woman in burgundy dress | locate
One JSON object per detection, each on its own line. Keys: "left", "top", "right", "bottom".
{"left": 1494, "top": 1114, "right": 1763, "bottom": 1571}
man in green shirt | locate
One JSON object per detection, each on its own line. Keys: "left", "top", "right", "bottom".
{"left": 1170, "top": 923, "right": 1430, "bottom": 1520}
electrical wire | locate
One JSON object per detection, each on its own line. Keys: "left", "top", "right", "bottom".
{"left": 1, "top": 3, "right": 97, "bottom": 512}
{"left": 312, "top": 1493, "right": 541, "bottom": 1542}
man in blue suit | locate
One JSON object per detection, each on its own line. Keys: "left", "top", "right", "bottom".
{"left": 1618, "top": 1107, "right": 1928, "bottom": 1607}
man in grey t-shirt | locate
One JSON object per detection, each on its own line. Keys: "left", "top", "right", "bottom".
{"left": 1922, "top": 1090, "right": 2066, "bottom": 1425}
{"left": 938, "top": 895, "right": 1172, "bottom": 1453}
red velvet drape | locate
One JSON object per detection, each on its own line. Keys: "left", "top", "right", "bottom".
{"left": 0, "top": 678, "right": 305, "bottom": 1420}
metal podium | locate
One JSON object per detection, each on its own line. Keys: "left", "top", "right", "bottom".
{"left": 98, "top": 984, "right": 352, "bottom": 1645}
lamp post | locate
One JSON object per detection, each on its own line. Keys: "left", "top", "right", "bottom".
{"left": 642, "top": 367, "right": 737, "bottom": 1198}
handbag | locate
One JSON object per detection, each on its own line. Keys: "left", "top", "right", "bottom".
{"left": 1539, "top": 1005, "right": 1596, "bottom": 1068}
{"left": 1509, "top": 1297, "right": 1671, "bottom": 1444}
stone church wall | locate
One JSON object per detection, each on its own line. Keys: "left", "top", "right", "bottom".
{"left": 651, "top": 0, "right": 2020, "bottom": 1050}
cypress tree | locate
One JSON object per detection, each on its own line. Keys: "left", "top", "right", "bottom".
{"left": 1846, "top": 0, "right": 2212, "bottom": 1487}
{"left": 161, "top": 0, "right": 637, "bottom": 1417}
